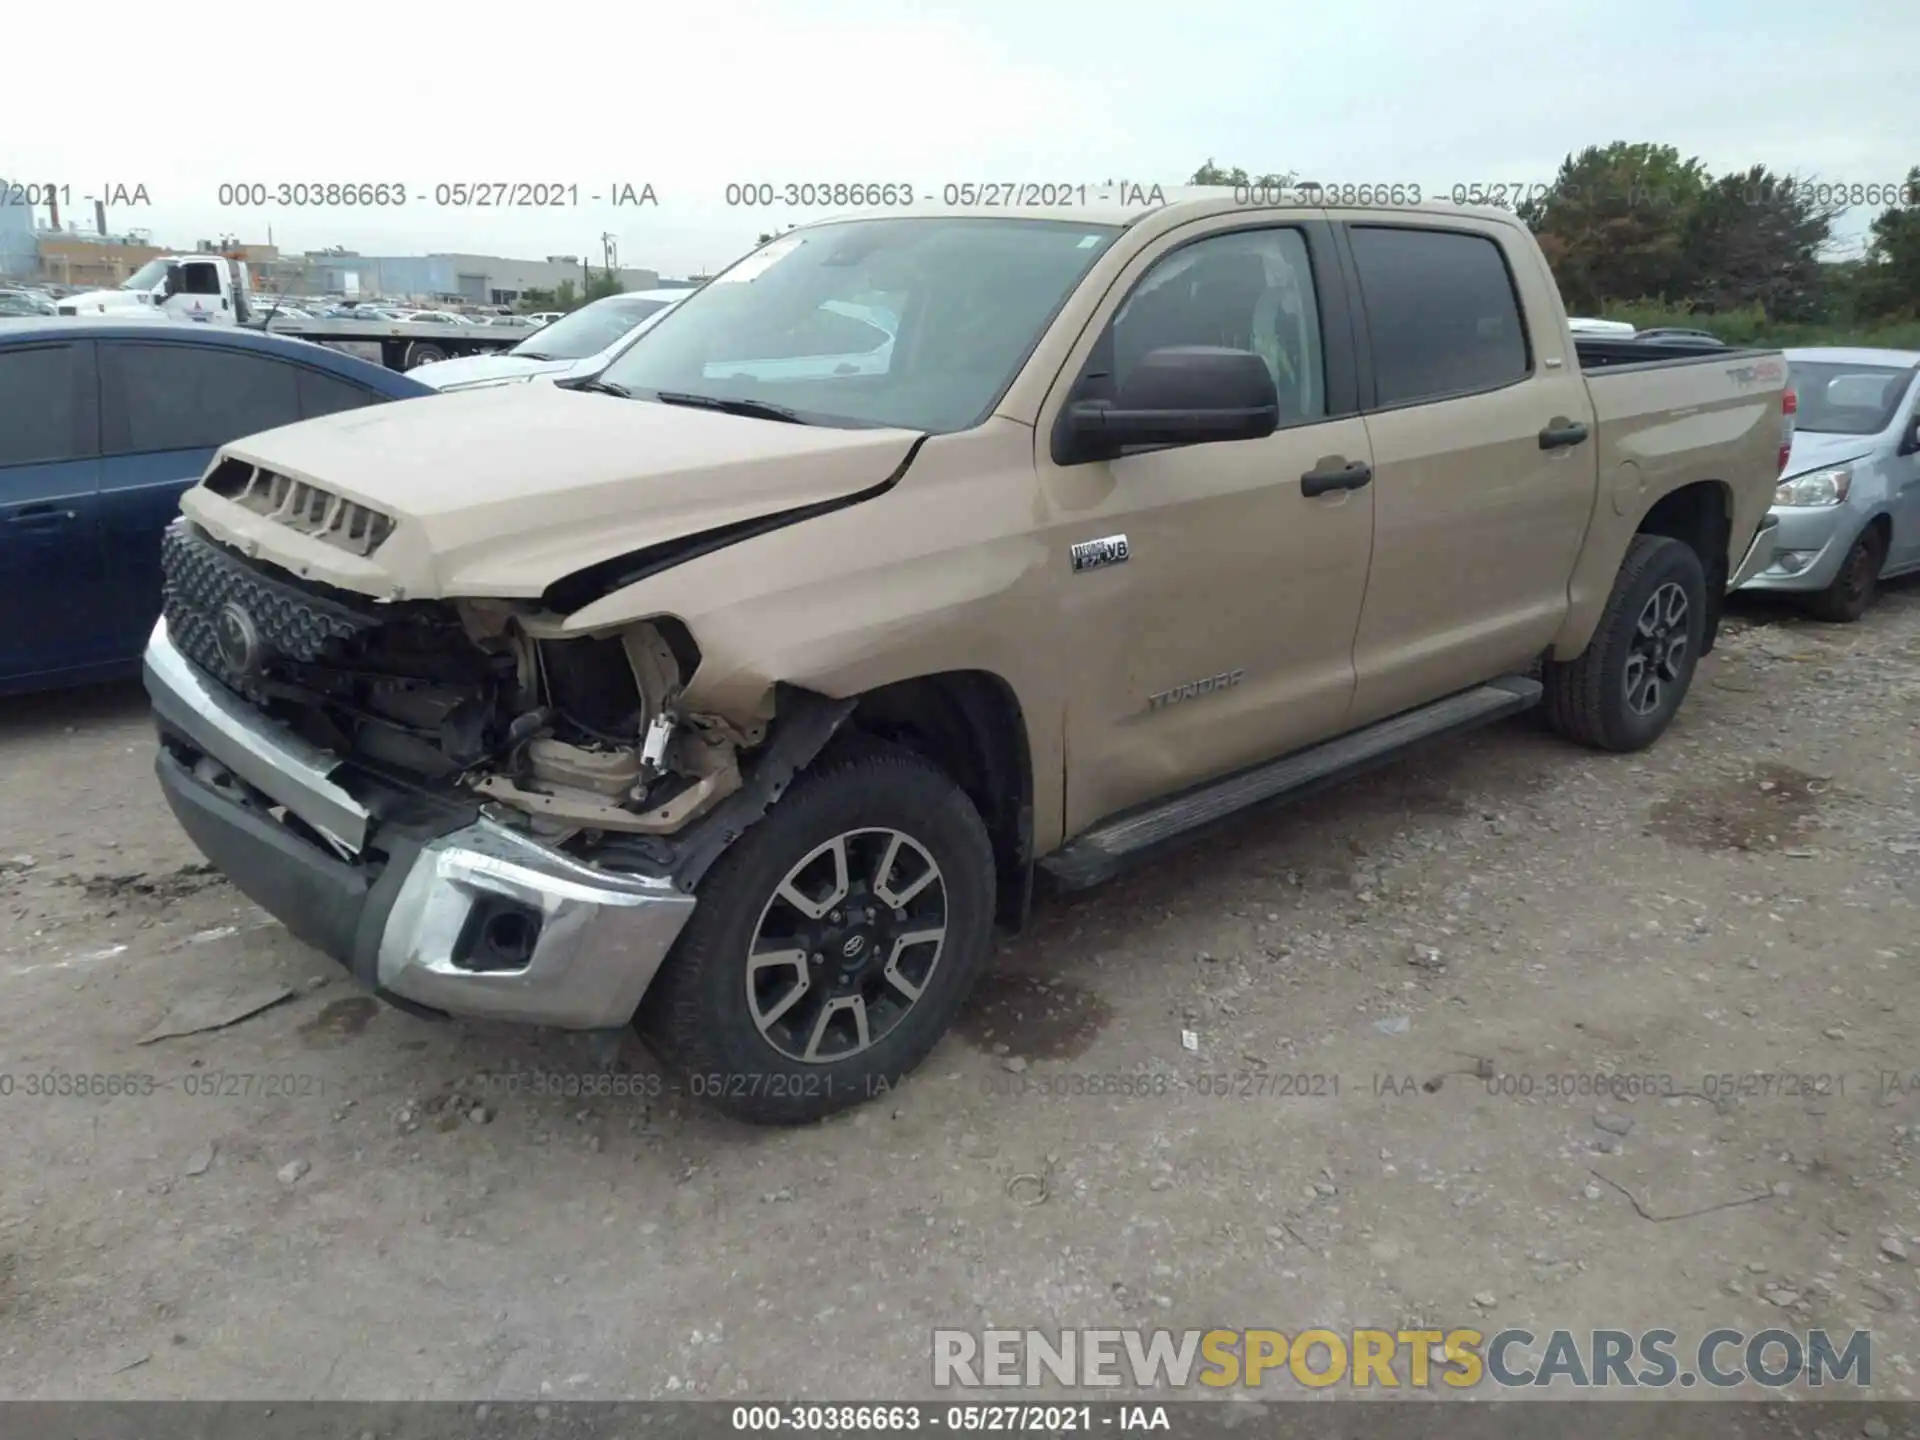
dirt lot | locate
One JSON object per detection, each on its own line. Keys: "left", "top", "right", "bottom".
{"left": 3, "top": 587, "right": 1919, "bottom": 1404}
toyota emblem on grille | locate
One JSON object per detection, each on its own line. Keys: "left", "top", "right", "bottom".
{"left": 214, "top": 602, "right": 265, "bottom": 676}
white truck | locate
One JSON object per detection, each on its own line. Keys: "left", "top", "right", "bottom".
{"left": 55, "top": 253, "right": 531, "bottom": 370}
{"left": 57, "top": 253, "right": 256, "bottom": 323}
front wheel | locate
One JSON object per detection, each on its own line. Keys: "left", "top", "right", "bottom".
{"left": 404, "top": 341, "right": 448, "bottom": 369}
{"left": 636, "top": 739, "right": 997, "bottom": 1124}
{"left": 1542, "top": 534, "right": 1706, "bottom": 753}
{"left": 1802, "top": 525, "right": 1887, "bottom": 624}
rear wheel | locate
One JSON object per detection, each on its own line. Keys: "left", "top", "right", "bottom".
{"left": 1803, "top": 525, "right": 1887, "bottom": 624}
{"left": 404, "top": 341, "right": 448, "bottom": 369}
{"left": 1542, "top": 534, "right": 1706, "bottom": 753}
{"left": 636, "top": 739, "right": 996, "bottom": 1124}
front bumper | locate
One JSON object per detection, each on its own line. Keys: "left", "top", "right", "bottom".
{"left": 1735, "top": 507, "right": 1852, "bottom": 594}
{"left": 1728, "top": 513, "right": 1784, "bottom": 591}
{"left": 143, "top": 618, "right": 695, "bottom": 1029}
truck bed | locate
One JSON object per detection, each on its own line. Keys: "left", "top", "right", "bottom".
{"left": 1574, "top": 335, "right": 1752, "bottom": 370}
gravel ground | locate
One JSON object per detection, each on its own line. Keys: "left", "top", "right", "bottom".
{"left": 3, "top": 586, "right": 1919, "bottom": 1403}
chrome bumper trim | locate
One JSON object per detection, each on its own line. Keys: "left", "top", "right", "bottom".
{"left": 142, "top": 617, "right": 372, "bottom": 852}
{"left": 376, "top": 820, "right": 696, "bottom": 1029}
{"left": 1729, "top": 514, "right": 1783, "bottom": 591}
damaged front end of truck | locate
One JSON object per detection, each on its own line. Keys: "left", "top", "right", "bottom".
{"left": 142, "top": 428, "right": 890, "bottom": 1031}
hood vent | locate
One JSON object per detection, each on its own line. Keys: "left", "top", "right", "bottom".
{"left": 204, "top": 457, "right": 396, "bottom": 557}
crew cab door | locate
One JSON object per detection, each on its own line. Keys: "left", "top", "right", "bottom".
{"left": 1037, "top": 215, "right": 1376, "bottom": 835}
{"left": 0, "top": 339, "right": 108, "bottom": 687}
{"left": 1334, "top": 215, "right": 1599, "bottom": 725}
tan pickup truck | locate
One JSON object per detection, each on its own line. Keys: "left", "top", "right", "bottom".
{"left": 143, "top": 191, "right": 1790, "bottom": 1122}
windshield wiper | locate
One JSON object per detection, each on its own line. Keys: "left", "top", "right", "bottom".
{"left": 512, "top": 350, "right": 556, "bottom": 361}
{"left": 652, "top": 390, "right": 806, "bottom": 424}
{"left": 565, "top": 378, "right": 632, "bottom": 397}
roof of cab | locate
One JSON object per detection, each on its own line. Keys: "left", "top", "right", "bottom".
{"left": 0, "top": 316, "right": 436, "bottom": 395}
{"left": 794, "top": 184, "right": 1523, "bottom": 231}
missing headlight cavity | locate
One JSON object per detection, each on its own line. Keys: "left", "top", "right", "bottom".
{"left": 539, "top": 634, "right": 643, "bottom": 740}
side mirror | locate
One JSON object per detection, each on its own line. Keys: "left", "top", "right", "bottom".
{"left": 1054, "top": 346, "right": 1279, "bottom": 464}
{"left": 1900, "top": 415, "right": 1920, "bottom": 457}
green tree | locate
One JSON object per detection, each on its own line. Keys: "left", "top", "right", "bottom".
{"left": 581, "top": 266, "right": 625, "bottom": 303}
{"left": 1189, "top": 160, "right": 1294, "bottom": 188}
{"left": 1677, "top": 167, "right": 1844, "bottom": 322}
{"left": 1517, "top": 142, "right": 1711, "bottom": 312}
{"left": 1856, "top": 166, "right": 1920, "bottom": 320}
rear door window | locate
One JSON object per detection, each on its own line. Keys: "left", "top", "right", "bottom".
{"left": 0, "top": 344, "right": 81, "bottom": 468}
{"left": 297, "top": 367, "right": 384, "bottom": 419}
{"left": 101, "top": 343, "right": 304, "bottom": 454}
{"left": 1347, "top": 226, "right": 1530, "bottom": 407}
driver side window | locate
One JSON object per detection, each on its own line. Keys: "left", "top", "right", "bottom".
{"left": 1096, "top": 227, "right": 1326, "bottom": 425}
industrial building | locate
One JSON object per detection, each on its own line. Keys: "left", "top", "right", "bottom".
{"left": 0, "top": 179, "right": 37, "bottom": 276}
{"left": 297, "top": 251, "right": 661, "bottom": 304}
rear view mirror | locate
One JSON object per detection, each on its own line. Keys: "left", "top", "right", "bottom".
{"left": 1055, "top": 346, "right": 1279, "bottom": 463}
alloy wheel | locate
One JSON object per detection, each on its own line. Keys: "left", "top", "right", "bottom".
{"left": 1623, "top": 580, "right": 1690, "bottom": 717}
{"left": 745, "top": 828, "right": 948, "bottom": 1063}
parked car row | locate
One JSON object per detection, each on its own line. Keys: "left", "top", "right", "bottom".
{"left": 0, "top": 286, "right": 58, "bottom": 316}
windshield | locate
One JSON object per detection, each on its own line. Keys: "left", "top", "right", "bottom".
{"left": 597, "top": 217, "right": 1123, "bottom": 431}
{"left": 514, "top": 296, "right": 673, "bottom": 360}
{"left": 1788, "top": 361, "right": 1917, "bottom": 436}
{"left": 121, "top": 258, "right": 174, "bottom": 292}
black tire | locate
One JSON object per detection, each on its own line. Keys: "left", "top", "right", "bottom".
{"left": 1542, "top": 534, "right": 1706, "bottom": 753}
{"left": 404, "top": 341, "right": 448, "bottom": 369}
{"left": 1802, "top": 525, "right": 1887, "bottom": 624}
{"left": 636, "top": 738, "right": 996, "bottom": 1124}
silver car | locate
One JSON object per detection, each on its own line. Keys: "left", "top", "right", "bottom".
{"left": 409, "top": 290, "right": 688, "bottom": 393}
{"left": 1738, "top": 347, "right": 1920, "bottom": 621}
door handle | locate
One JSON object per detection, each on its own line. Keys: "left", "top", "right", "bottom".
{"left": 1300, "top": 460, "right": 1373, "bottom": 497}
{"left": 5, "top": 505, "right": 78, "bottom": 527}
{"left": 1539, "top": 418, "right": 1590, "bottom": 450}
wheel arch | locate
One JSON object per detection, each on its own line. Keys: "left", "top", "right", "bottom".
{"left": 1635, "top": 480, "right": 1732, "bottom": 651}
{"left": 1552, "top": 477, "right": 1733, "bottom": 660}
{"left": 843, "top": 671, "right": 1036, "bottom": 932}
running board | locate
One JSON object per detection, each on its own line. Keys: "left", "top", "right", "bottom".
{"left": 1039, "top": 676, "right": 1543, "bottom": 891}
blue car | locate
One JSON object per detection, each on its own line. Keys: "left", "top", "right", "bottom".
{"left": 0, "top": 318, "right": 435, "bottom": 695}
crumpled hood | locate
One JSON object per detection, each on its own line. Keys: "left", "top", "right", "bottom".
{"left": 179, "top": 383, "right": 922, "bottom": 602}
{"left": 1780, "top": 429, "right": 1875, "bottom": 480}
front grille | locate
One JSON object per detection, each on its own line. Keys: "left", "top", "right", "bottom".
{"left": 161, "top": 521, "right": 383, "bottom": 699}
{"left": 204, "top": 458, "right": 396, "bottom": 557}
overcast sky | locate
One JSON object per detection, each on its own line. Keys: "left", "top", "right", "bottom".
{"left": 7, "top": 0, "right": 1914, "bottom": 278}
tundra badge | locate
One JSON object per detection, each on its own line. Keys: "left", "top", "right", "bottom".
{"left": 1149, "top": 668, "right": 1245, "bottom": 711}
{"left": 1070, "top": 534, "right": 1130, "bottom": 573}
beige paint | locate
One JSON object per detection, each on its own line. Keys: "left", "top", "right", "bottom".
{"left": 190, "top": 195, "right": 1785, "bottom": 857}
{"left": 181, "top": 384, "right": 922, "bottom": 600}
